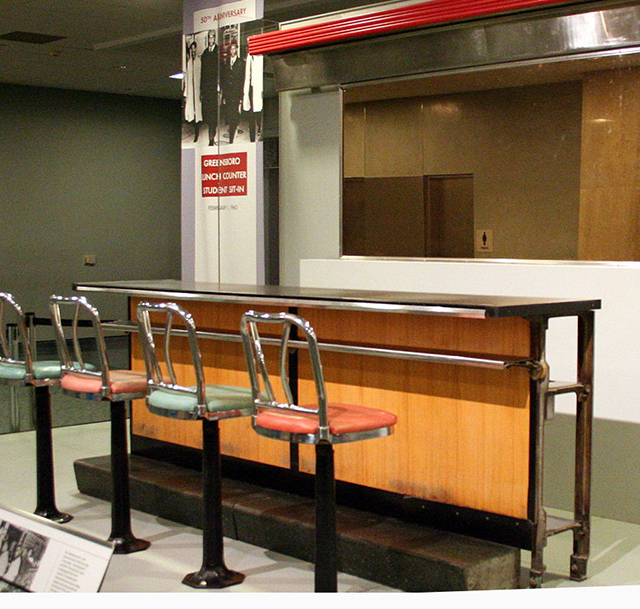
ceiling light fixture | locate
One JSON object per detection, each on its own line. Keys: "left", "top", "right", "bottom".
{"left": 0, "top": 31, "right": 66, "bottom": 44}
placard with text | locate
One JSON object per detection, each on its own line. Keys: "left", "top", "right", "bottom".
{"left": 181, "top": 0, "right": 265, "bottom": 284}
{"left": 0, "top": 504, "right": 113, "bottom": 593}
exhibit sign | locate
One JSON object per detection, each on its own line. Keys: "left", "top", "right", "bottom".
{"left": 181, "top": 0, "right": 265, "bottom": 284}
{"left": 0, "top": 504, "right": 113, "bottom": 593}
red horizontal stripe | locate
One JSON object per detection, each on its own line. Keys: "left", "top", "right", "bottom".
{"left": 249, "top": 0, "right": 581, "bottom": 55}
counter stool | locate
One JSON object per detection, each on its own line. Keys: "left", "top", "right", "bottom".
{"left": 0, "top": 292, "right": 72, "bottom": 524}
{"left": 240, "top": 310, "right": 398, "bottom": 592}
{"left": 136, "top": 301, "right": 253, "bottom": 589}
{"left": 49, "top": 295, "right": 150, "bottom": 554}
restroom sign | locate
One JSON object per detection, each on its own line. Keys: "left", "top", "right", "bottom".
{"left": 201, "top": 152, "right": 248, "bottom": 197}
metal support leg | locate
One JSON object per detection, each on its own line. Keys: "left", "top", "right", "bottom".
{"left": 183, "top": 419, "right": 245, "bottom": 589}
{"left": 7, "top": 324, "right": 20, "bottom": 432}
{"left": 33, "top": 385, "right": 72, "bottom": 523}
{"left": 571, "top": 311, "right": 594, "bottom": 581}
{"left": 315, "top": 441, "right": 338, "bottom": 593}
{"left": 108, "top": 400, "right": 150, "bottom": 554}
{"left": 529, "top": 319, "right": 549, "bottom": 589}
{"left": 9, "top": 386, "right": 20, "bottom": 432}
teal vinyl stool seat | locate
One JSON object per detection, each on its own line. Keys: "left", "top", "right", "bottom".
{"left": 240, "top": 310, "right": 398, "bottom": 593}
{"left": 0, "top": 292, "right": 72, "bottom": 524}
{"left": 137, "top": 301, "right": 254, "bottom": 589}
{"left": 49, "top": 295, "right": 150, "bottom": 555}
{"left": 0, "top": 360, "right": 65, "bottom": 383}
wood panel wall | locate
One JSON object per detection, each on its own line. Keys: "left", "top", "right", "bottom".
{"left": 129, "top": 297, "right": 532, "bottom": 519}
{"left": 578, "top": 68, "right": 640, "bottom": 261}
{"left": 343, "top": 82, "right": 582, "bottom": 260}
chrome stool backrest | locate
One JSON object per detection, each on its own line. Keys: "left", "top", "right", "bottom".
{"left": 136, "top": 301, "right": 207, "bottom": 418}
{"left": 0, "top": 292, "right": 73, "bottom": 523}
{"left": 49, "top": 295, "right": 110, "bottom": 398}
{"left": 0, "top": 292, "right": 34, "bottom": 384}
{"left": 240, "top": 310, "right": 329, "bottom": 439}
{"left": 49, "top": 294, "right": 150, "bottom": 553}
{"left": 137, "top": 300, "right": 248, "bottom": 588}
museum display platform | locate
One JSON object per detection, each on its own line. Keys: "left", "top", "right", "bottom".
{"left": 74, "top": 453, "right": 520, "bottom": 592}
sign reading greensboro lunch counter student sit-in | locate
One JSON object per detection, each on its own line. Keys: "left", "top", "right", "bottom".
{"left": 182, "top": 0, "right": 265, "bottom": 284}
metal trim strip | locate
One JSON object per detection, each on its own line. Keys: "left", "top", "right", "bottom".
{"left": 266, "top": 1, "right": 640, "bottom": 91}
{"left": 249, "top": 0, "right": 589, "bottom": 55}
{"left": 75, "top": 284, "right": 489, "bottom": 318}
{"left": 103, "top": 320, "right": 517, "bottom": 370}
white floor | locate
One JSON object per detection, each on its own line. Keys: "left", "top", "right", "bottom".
{"left": 0, "top": 422, "right": 638, "bottom": 603}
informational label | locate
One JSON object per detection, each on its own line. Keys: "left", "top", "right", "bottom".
{"left": 202, "top": 152, "right": 248, "bottom": 197}
{"left": 182, "top": 0, "right": 264, "bottom": 284}
{"left": 475, "top": 229, "right": 494, "bottom": 253}
{"left": 0, "top": 504, "right": 113, "bottom": 593}
{"left": 194, "top": 0, "right": 257, "bottom": 29}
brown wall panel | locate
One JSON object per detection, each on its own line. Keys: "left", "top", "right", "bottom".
{"left": 363, "top": 98, "right": 424, "bottom": 177}
{"left": 343, "top": 102, "right": 366, "bottom": 178}
{"left": 579, "top": 69, "right": 640, "bottom": 260}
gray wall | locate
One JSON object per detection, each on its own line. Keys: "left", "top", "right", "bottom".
{"left": 0, "top": 84, "right": 181, "bottom": 322}
{"left": 545, "top": 414, "right": 640, "bottom": 525}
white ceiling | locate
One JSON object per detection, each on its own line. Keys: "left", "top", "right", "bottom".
{"left": 0, "top": 0, "right": 380, "bottom": 99}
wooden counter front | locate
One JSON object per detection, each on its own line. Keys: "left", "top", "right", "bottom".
{"left": 128, "top": 296, "right": 531, "bottom": 520}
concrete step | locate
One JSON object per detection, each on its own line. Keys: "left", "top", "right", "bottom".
{"left": 74, "top": 454, "right": 520, "bottom": 592}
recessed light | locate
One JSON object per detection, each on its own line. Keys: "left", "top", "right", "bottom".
{"left": 0, "top": 31, "right": 66, "bottom": 44}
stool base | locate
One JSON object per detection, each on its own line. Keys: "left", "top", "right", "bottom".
{"left": 35, "top": 507, "right": 73, "bottom": 524}
{"left": 110, "top": 535, "right": 151, "bottom": 555}
{"left": 34, "top": 386, "right": 71, "bottom": 526}
{"left": 182, "top": 566, "right": 245, "bottom": 589}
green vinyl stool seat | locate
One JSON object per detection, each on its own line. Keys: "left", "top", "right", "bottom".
{"left": 0, "top": 360, "right": 65, "bottom": 382}
{"left": 49, "top": 294, "right": 150, "bottom": 555}
{"left": 137, "top": 300, "right": 254, "bottom": 589}
{"left": 0, "top": 292, "right": 72, "bottom": 524}
{"left": 147, "top": 384, "right": 255, "bottom": 417}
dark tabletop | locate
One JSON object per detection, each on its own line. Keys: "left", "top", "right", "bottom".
{"left": 73, "top": 279, "right": 601, "bottom": 319}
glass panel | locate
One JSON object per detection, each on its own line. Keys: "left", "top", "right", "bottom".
{"left": 342, "top": 52, "right": 640, "bottom": 262}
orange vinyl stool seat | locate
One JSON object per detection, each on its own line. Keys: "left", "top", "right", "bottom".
{"left": 241, "top": 310, "right": 397, "bottom": 592}
{"left": 49, "top": 294, "right": 150, "bottom": 555}
{"left": 255, "top": 403, "right": 397, "bottom": 437}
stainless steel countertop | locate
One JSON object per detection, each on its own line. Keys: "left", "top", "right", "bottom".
{"left": 73, "top": 279, "right": 601, "bottom": 319}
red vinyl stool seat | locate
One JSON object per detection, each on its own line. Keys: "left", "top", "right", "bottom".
{"left": 49, "top": 294, "right": 150, "bottom": 555}
{"left": 241, "top": 310, "right": 398, "bottom": 592}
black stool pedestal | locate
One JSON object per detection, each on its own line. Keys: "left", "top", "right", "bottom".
{"left": 182, "top": 419, "right": 245, "bottom": 589}
{"left": 315, "top": 441, "right": 338, "bottom": 593}
{"left": 34, "top": 385, "right": 72, "bottom": 524}
{"left": 109, "top": 400, "right": 150, "bottom": 554}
